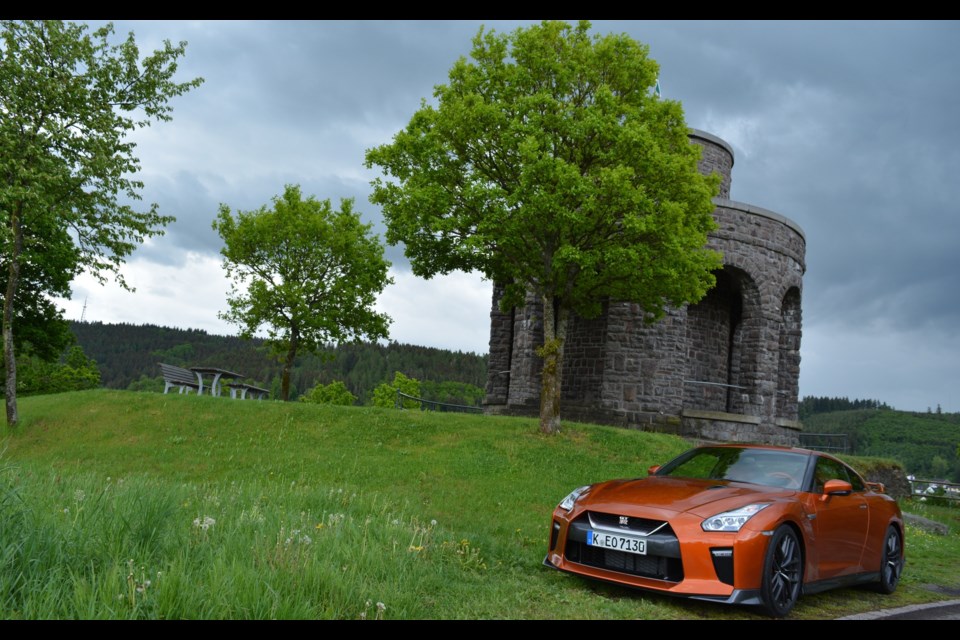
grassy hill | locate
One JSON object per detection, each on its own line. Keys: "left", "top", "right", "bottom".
{"left": 1, "top": 390, "right": 957, "bottom": 619}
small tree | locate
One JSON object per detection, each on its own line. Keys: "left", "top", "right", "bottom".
{"left": 371, "top": 371, "right": 421, "bottom": 409}
{"left": 0, "top": 20, "right": 202, "bottom": 425}
{"left": 213, "top": 185, "right": 393, "bottom": 401}
{"left": 300, "top": 380, "right": 357, "bottom": 406}
{"left": 366, "top": 20, "right": 721, "bottom": 433}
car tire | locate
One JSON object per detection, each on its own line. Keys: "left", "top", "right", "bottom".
{"left": 759, "top": 525, "right": 803, "bottom": 617}
{"left": 875, "top": 524, "right": 904, "bottom": 594}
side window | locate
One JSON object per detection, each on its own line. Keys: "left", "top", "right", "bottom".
{"left": 813, "top": 457, "right": 849, "bottom": 494}
{"left": 845, "top": 465, "right": 866, "bottom": 492}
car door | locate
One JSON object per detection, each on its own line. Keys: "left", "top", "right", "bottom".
{"left": 810, "top": 456, "right": 871, "bottom": 578}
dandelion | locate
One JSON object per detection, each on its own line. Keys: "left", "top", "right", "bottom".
{"left": 430, "top": 519, "right": 437, "bottom": 527}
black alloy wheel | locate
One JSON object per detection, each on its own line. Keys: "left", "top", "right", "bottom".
{"left": 759, "top": 525, "right": 803, "bottom": 617}
{"left": 875, "top": 525, "right": 904, "bottom": 594}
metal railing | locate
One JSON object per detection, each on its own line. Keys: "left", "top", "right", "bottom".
{"left": 395, "top": 390, "right": 483, "bottom": 414}
{"left": 682, "top": 379, "right": 747, "bottom": 390}
{"left": 908, "top": 478, "right": 960, "bottom": 503}
{"left": 797, "top": 433, "right": 849, "bottom": 453}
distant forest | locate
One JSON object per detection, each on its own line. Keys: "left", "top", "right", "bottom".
{"left": 799, "top": 395, "right": 959, "bottom": 482}
{"left": 798, "top": 396, "right": 892, "bottom": 419}
{"left": 70, "top": 321, "right": 488, "bottom": 406}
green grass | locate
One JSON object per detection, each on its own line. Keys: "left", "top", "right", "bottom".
{"left": 1, "top": 389, "right": 957, "bottom": 619}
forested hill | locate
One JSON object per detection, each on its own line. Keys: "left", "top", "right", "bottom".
{"left": 70, "top": 321, "right": 488, "bottom": 405}
{"left": 801, "top": 407, "right": 959, "bottom": 481}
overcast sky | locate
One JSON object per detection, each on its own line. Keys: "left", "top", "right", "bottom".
{"left": 54, "top": 20, "right": 960, "bottom": 413}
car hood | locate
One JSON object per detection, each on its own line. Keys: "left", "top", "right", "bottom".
{"left": 581, "top": 476, "right": 791, "bottom": 517}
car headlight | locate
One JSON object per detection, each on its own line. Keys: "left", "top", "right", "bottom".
{"left": 701, "top": 503, "right": 771, "bottom": 532}
{"left": 559, "top": 486, "right": 590, "bottom": 512}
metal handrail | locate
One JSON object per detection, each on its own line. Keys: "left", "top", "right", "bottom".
{"left": 682, "top": 379, "right": 747, "bottom": 390}
{"left": 395, "top": 390, "right": 483, "bottom": 414}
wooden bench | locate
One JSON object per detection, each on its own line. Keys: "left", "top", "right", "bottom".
{"left": 227, "top": 382, "right": 270, "bottom": 400}
{"left": 159, "top": 363, "right": 200, "bottom": 394}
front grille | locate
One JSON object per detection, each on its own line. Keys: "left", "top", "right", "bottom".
{"left": 564, "top": 512, "right": 684, "bottom": 582}
{"left": 565, "top": 540, "right": 684, "bottom": 582}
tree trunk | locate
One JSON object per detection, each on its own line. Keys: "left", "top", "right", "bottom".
{"left": 538, "top": 294, "right": 568, "bottom": 434}
{"left": 280, "top": 329, "right": 299, "bottom": 401}
{"left": 4, "top": 209, "right": 23, "bottom": 426}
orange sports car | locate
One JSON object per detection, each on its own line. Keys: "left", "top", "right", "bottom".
{"left": 544, "top": 443, "right": 905, "bottom": 617}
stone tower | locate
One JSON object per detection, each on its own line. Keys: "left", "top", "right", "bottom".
{"left": 484, "top": 129, "right": 805, "bottom": 445}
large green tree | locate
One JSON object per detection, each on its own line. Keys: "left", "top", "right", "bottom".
{"left": 0, "top": 20, "right": 202, "bottom": 425}
{"left": 213, "top": 185, "right": 393, "bottom": 401}
{"left": 366, "top": 20, "right": 722, "bottom": 434}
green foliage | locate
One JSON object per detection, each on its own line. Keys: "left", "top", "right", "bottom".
{"left": 366, "top": 20, "right": 721, "bottom": 433}
{"left": 126, "top": 375, "right": 164, "bottom": 393}
{"left": 0, "top": 20, "right": 202, "bottom": 425}
{"left": 420, "top": 380, "right": 485, "bottom": 407}
{"left": 371, "top": 371, "right": 421, "bottom": 409}
{"left": 11, "top": 346, "right": 100, "bottom": 396}
{"left": 213, "top": 185, "right": 393, "bottom": 402}
{"left": 299, "top": 380, "right": 357, "bottom": 406}
{"left": 931, "top": 456, "right": 950, "bottom": 479}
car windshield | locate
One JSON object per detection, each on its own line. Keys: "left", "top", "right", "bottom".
{"left": 656, "top": 447, "right": 810, "bottom": 490}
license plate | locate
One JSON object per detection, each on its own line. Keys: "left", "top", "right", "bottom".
{"left": 587, "top": 530, "right": 647, "bottom": 555}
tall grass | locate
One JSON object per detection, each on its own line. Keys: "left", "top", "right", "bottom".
{"left": 1, "top": 389, "right": 957, "bottom": 619}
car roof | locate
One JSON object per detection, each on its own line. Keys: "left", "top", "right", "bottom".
{"left": 693, "top": 442, "right": 832, "bottom": 457}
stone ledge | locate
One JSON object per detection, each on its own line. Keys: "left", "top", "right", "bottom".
{"left": 681, "top": 409, "right": 762, "bottom": 425}
{"left": 775, "top": 418, "right": 804, "bottom": 431}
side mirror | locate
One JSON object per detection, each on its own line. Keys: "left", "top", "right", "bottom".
{"left": 866, "top": 481, "right": 886, "bottom": 494}
{"left": 647, "top": 465, "right": 661, "bottom": 476}
{"left": 820, "top": 479, "right": 853, "bottom": 501}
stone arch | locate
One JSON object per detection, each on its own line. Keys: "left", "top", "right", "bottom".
{"left": 683, "top": 265, "right": 761, "bottom": 414}
{"left": 776, "top": 287, "right": 803, "bottom": 420}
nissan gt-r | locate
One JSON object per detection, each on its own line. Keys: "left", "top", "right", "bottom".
{"left": 544, "top": 444, "right": 905, "bottom": 617}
